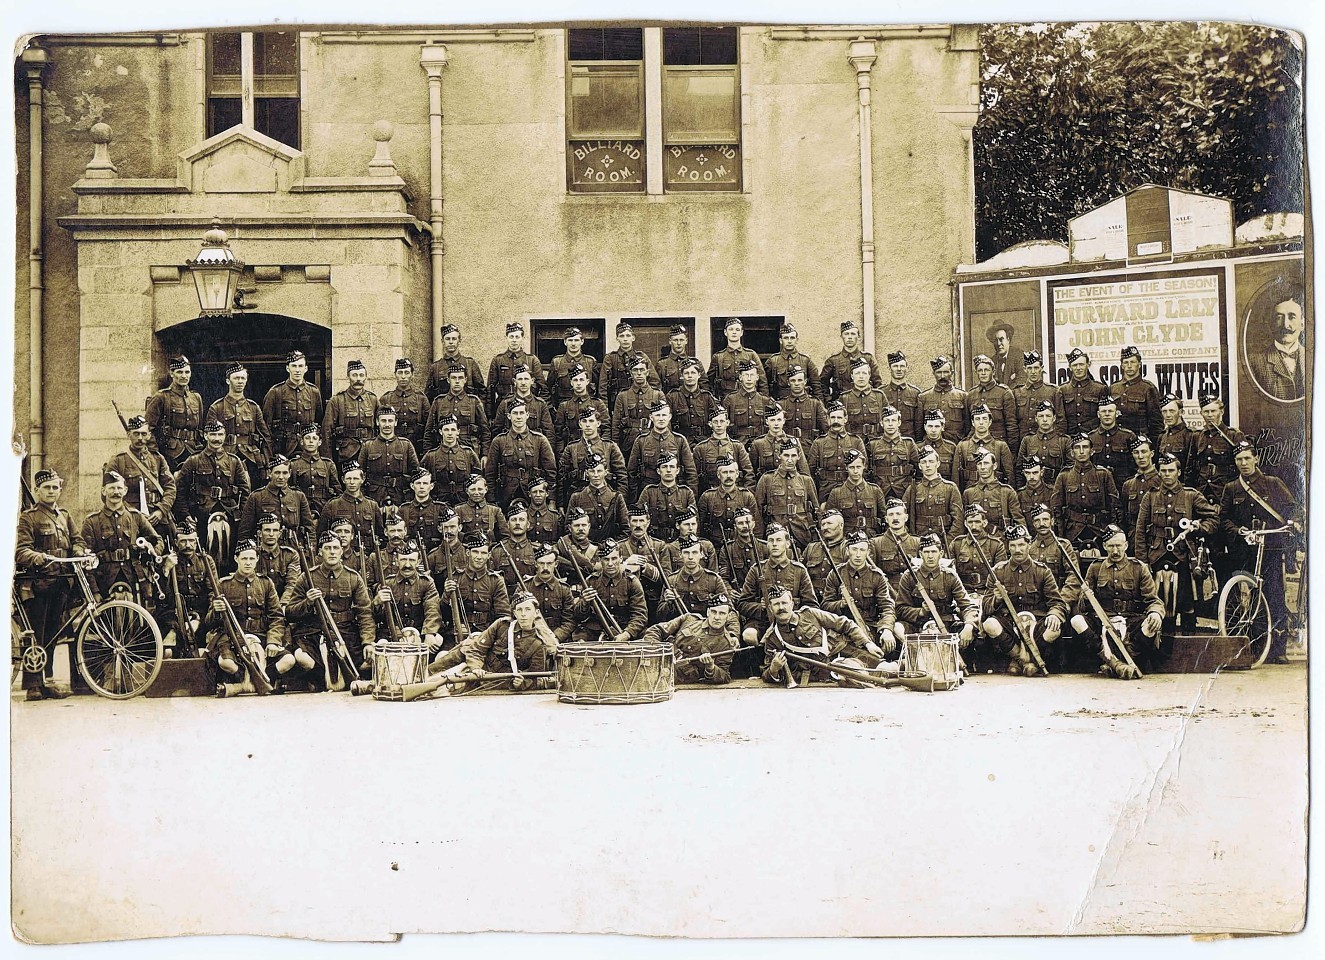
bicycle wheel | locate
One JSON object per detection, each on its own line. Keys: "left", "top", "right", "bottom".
{"left": 1218, "top": 573, "right": 1272, "bottom": 668}
{"left": 76, "top": 599, "right": 164, "bottom": 698}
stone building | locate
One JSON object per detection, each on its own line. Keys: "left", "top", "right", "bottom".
{"left": 14, "top": 24, "right": 980, "bottom": 509}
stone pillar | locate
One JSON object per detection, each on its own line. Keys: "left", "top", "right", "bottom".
{"left": 420, "top": 44, "right": 449, "bottom": 359}
{"left": 329, "top": 242, "right": 408, "bottom": 398}
{"left": 848, "top": 38, "right": 878, "bottom": 357}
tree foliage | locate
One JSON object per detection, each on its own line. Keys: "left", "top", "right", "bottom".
{"left": 974, "top": 22, "right": 1303, "bottom": 261}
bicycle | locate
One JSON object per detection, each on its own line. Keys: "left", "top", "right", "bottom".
{"left": 1217, "top": 524, "right": 1296, "bottom": 668}
{"left": 11, "top": 555, "right": 164, "bottom": 698}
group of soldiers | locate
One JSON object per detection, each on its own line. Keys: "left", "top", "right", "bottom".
{"left": 13, "top": 317, "right": 1303, "bottom": 699}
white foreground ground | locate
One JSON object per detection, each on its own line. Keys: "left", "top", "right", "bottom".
{"left": 10, "top": 665, "right": 1308, "bottom": 943}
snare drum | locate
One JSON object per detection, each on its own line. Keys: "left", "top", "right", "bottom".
{"left": 900, "top": 633, "right": 961, "bottom": 691}
{"left": 556, "top": 641, "right": 675, "bottom": 704}
{"left": 371, "top": 639, "right": 430, "bottom": 701}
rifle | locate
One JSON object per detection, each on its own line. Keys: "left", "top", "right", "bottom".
{"left": 888, "top": 529, "right": 950, "bottom": 633}
{"left": 780, "top": 649, "right": 890, "bottom": 687}
{"left": 441, "top": 537, "right": 472, "bottom": 641}
{"left": 649, "top": 537, "right": 691, "bottom": 616}
{"left": 370, "top": 535, "right": 419, "bottom": 646}
{"left": 964, "top": 527, "right": 1049, "bottom": 676}
{"left": 496, "top": 538, "right": 532, "bottom": 593}
{"left": 806, "top": 503, "right": 870, "bottom": 640}
{"left": 401, "top": 670, "right": 555, "bottom": 703}
{"left": 291, "top": 531, "right": 361, "bottom": 687}
{"left": 167, "top": 543, "right": 198, "bottom": 656}
{"left": 1051, "top": 536, "right": 1143, "bottom": 678}
{"left": 201, "top": 552, "right": 274, "bottom": 695}
{"left": 111, "top": 400, "right": 165, "bottom": 500}
{"left": 567, "top": 546, "right": 624, "bottom": 638}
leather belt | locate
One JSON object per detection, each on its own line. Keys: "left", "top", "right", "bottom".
{"left": 108, "top": 548, "right": 130, "bottom": 562}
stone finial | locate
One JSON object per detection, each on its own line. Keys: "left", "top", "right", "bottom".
{"left": 85, "top": 122, "right": 119, "bottom": 179}
{"left": 368, "top": 120, "right": 397, "bottom": 177}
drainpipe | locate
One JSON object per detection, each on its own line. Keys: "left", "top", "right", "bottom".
{"left": 22, "top": 46, "right": 49, "bottom": 473}
{"left": 848, "top": 38, "right": 877, "bottom": 357}
{"left": 420, "top": 44, "right": 449, "bottom": 358}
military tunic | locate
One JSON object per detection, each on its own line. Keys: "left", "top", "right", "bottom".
{"left": 819, "top": 350, "right": 881, "bottom": 402}
{"left": 207, "top": 394, "right": 271, "bottom": 480}
{"left": 1012, "top": 380, "right": 1059, "bottom": 435}
{"left": 322, "top": 389, "right": 379, "bottom": 465}
{"left": 1089, "top": 425, "right": 1139, "bottom": 487}
{"left": 289, "top": 452, "right": 341, "bottom": 515}
{"left": 399, "top": 498, "right": 446, "bottom": 557}
{"left": 665, "top": 386, "right": 720, "bottom": 445}
{"left": 486, "top": 429, "right": 557, "bottom": 507}
{"left": 753, "top": 468, "right": 819, "bottom": 547}
{"left": 866, "top": 434, "right": 919, "bottom": 500}
{"left": 553, "top": 396, "right": 611, "bottom": 453}
{"left": 708, "top": 346, "right": 766, "bottom": 400}
{"left": 379, "top": 386, "right": 430, "bottom": 450}
{"left": 1057, "top": 375, "right": 1108, "bottom": 435}
{"left": 736, "top": 556, "right": 817, "bottom": 628}
{"left": 238, "top": 483, "right": 315, "bottom": 542}
{"left": 867, "top": 530, "right": 922, "bottom": 586}
{"left": 425, "top": 353, "right": 486, "bottom": 403}
{"left": 316, "top": 492, "right": 384, "bottom": 544}
{"left": 1157, "top": 422, "right": 1196, "bottom": 473}
{"left": 1051, "top": 461, "right": 1122, "bottom": 548}
{"left": 906, "top": 476, "right": 964, "bottom": 544}
{"left": 954, "top": 436, "right": 1014, "bottom": 489}
{"left": 764, "top": 350, "right": 820, "bottom": 400}
{"left": 424, "top": 391, "right": 490, "bottom": 453}
{"left": 693, "top": 436, "right": 753, "bottom": 494}
{"left": 493, "top": 393, "right": 554, "bottom": 441}
{"left": 1188, "top": 424, "right": 1246, "bottom": 500}
{"left": 657, "top": 351, "right": 699, "bottom": 396}
{"left": 176, "top": 448, "right": 251, "bottom": 523}
{"left": 1016, "top": 431, "right": 1070, "bottom": 484}
{"left": 263, "top": 379, "right": 325, "bottom": 457}
{"left": 611, "top": 385, "right": 666, "bottom": 455}
{"left": 557, "top": 437, "right": 628, "bottom": 503}
{"left": 749, "top": 432, "right": 810, "bottom": 477}
{"left": 599, "top": 349, "right": 661, "bottom": 406}
{"left": 697, "top": 485, "right": 762, "bottom": 544}
{"left": 207, "top": 572, "right": 284, "bottom": 656}
{"left": 567, "top": 484, "right": 630, "bottom": 541}
{"left": 642, "top": 614, "right": 739, "bottom": 685}
{"left": 781, "top": 391, "right": 828, "bottom": 445}
{"left": 627, "top": 429, "right": 698, "bottom": 501}
{"left": 636, "top": 483, "right": 697, "bottom": 542}
{"left": 963, "top": 479, "right": 1023, "bottom": 530}
{"left": 895, "top": 563, "right": 978, "bottom": 632}
{"left": 486, "top": 349, "right": 546, "bottom": 414}
{"left": 842, "top": 386, "right": 886, "bottom": 443}
{"left": 573, "top": 569, "right": 648, "bottom": 641}
{"left": 759, "top": 607, "right": 873, "bottom": 684}
{"left": 105, "top": 449, "right": 177, "bottom": 528}
{"left": 723, "top": 387, "right": 771, "bottom": 443}
{"left": 284, "top": 562, "right": 376, "bottom": 666}
{"left": 146, "top": 385, "right": 204, "bottom": 468}
{"left": 950, "top": 532, "right": 1008, "bottom": 598}
{"left": 918, "top": 385, "right": 969, "bottom": 444}
{"left": 983, "top": 557, "right": 1066, "bottom": 654}
{"left": 359, "top": 436, "right": 421, "bottom": 509}
{"left": 547, "top": 353, "right": 599, "bottom": 405}
{"left": 826, "top": 478, "right": 889, "bottom": 536}
{"left": 821, "top": 561, "right": 897, "bottom": 635}
{"left": 967, "top": 381, "right": 1021, "bottom": 451}
{"left": 881, "top": 380, "right": 924, "bottom": 442}
{"left": 1122, "top": 467, "right": 1162, "bottom": 535}
{"left": 376, "top": 570, "right": 443, "bottom": 637}
{"left": 80, "top": 506, "right": 163, "bottom": 602}
{"left": 1111, "top": 375, "right": 1163, "bottom": 439}
{"left": 421, "top": 442, "right": 482, "bottom": 506}
{"left": 806, "top": 431, "right": 866, "bottom": 502}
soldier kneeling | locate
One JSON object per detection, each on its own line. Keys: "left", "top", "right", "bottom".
{"left": 1069, "top": 525, "right": 1165, "bottom": 680}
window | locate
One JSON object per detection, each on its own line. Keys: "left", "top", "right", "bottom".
{"left": 566, "top": 28, "right": 645, "bottom": 193}
{"left": 621, "top": 317, "right": 696, "bottom": 362}
{"left": 662, "top": 27, "right": 741, "bottom": 192}
{"left": 709, "top": 316, "right": 783, "bottom": 364}
{"left": 207, "top": 31, "right": 301, "bottom": 149}
{"left": 532, "top": 319, "right": 606, "bottom": 365}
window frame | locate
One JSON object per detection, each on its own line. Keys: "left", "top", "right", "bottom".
{"left": 206, "top": 30, "right": 302, "bottom": 150}
{"left": 565, "top": 27, "right": 647, "bottom": 195}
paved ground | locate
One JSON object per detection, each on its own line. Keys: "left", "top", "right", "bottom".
{"left": 9, "top": 663, "right": 1308, "bottom": 944}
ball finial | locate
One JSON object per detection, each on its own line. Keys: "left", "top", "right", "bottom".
{"left": 90, "top": 122, "right": 112, "bottom": 144}
{"left": 372, "top": 120, "right": 394, "bottom": 143}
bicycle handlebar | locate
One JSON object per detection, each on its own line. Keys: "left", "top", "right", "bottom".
{"left": 1240, "top": 524, "right": 1295, "bottom": 542}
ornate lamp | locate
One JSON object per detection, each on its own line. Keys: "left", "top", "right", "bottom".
{"left": 187, "top": 217, "right": 245, "bottom": 316}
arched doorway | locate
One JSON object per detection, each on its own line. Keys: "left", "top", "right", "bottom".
{"left": 155, "top": 313, "right": 331, "bottom": 408}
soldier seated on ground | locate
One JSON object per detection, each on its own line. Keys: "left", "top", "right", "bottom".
{"left": 206, "top": 539, "right": 284, "bottom": 691}
{"left": 759, "top": 585, "right": 884, "bottom": 688}
{"left": 1070, "top": 525, "right": 1166, "bottom": 680}
{"left": 980, "top": 523, "right": 1065, "bottom": 677}
{"left": 429, "top": 591, "right": 557, "bottom": 692}
{"left": 642, "top": 592, "right": 742, "bottom": 685}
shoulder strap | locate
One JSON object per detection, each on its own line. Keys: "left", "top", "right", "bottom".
{"left": 1238, "top": 476, "right": 1287, "bottom": 525}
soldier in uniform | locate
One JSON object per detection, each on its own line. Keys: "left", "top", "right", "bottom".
{"left": 759, "top": 586, "right": 883, "bottom": 687}
{"left": 1157, "top": 392, "right": 1196, "bottom": 472}
{"left": 806, "top": 402, "right": 864, "bottom": 502}
{"left": 316, "top": 460, "right": 384, "bottom": 545}
{"left": 666, "top": 357, "right": 720, "bottom": 446}
{"left": 866, "top": 406, "right": 919, "bottom": 501}
{"left": 662, "top": 507, "right": 718, "bottom": 571}
{"left": 599, "top": 322, "right": 661, "bottom": 405}
{"left": 426, "top": 507, "right": 469, "bottom": 643}
{"left": 781, "top": 364, "right": 827, "bottom": 446}
{"left": 373, "top": 539, "right": 443, "bottom": 651}
{"left": 749, "top": 403, "right": 810, "bottom": 477}
{"left": 723, "top": 360, "right": 771, "bottom": 444}
{"left": 619, "top": 504, "right": 670, "bottom": 612}
{"left": 919, "top": 408, "right": 957, "bottom": 482}
{"left": 950, "top": 503, "right": 1008, "bottom": 597}
{"left": 527, "top": 542, "right": 578, "bottom": 645}
{"left": 398, "top": 468, "right": 446, "bottom": 559}
{"left": 1051, "top": 433, "right": 1122, "bottom": 553}
{"left": 1218, "top": 441, "right": 1301, "bottom": 662}
{"left": 1135, "top": 452, "right": 1219, "bottom": 635}
{"left": 636, "top": 451, "right": 697, "bottom": 543}
{"left": 82, "top": 470, "right": 168, "bottom": 607}
{"left": 146, "top": 354, "right": 205, "bottom": 471}
{"left": 708, "top": 317, "right": 767, "bottom": 401}
{"left": 698, "top": 454, "right": 761, "bottom": 544}
{"left": 359, "top": 406, "right": 421, "bottom": 511}
{"left": 919, "top": 355, "right": 968, "bottom": 444}
{"left": 828, "top": 448, "right": 888, "bottom": 536}
{"left": 1089, "top": 395, "right": 1138, "bottom": 487}
{"left": 867, "top": 497, "right": 921, "bottom": 587}
{"left": 379, "top": 358, "right": 429, "bottom": 452}
{"left": 289, "top": 424, "right": 341, "bottom": 517}
{"left": 254, "top": 513, "right": 302, "bottom": 601}
{"left": 628, "top": 399, "right": 698, "bottom": 501}
{"left": 906, "top": 444, "right": 964, "bottom": 546}
{"left": 1188, "top": 392, "right": 1245, "bottom": 501}
{"left": 176, "top": 420, "right": 251, "bottom": 562}
{"left": 422, "top": 415, "right": 482, "bottom": 506}
{"left": 1012, "top": 351, "right": 1058, "bottom": 441}
{"left": 206, "top": 538, "right": 284, "bottom": 690}
{"left": 819, "top": 320, "right": 881, "bottom": 402}
{"left": 1069, "top": 525, "right": 1167, "bottom": 678}
{"left": 1057, "top": 348, "right": 1109, "bottom": 435}
{"left": 208, "top": 361, "right": 271, "bottom": 488}
{"left": 493, "top": 364, "right": 555, "bottom": 439}
{"left": 487, "top": 321, "right": 545, "bottom": 415}
{"left": 980, "top": 523, "right": 1066, "bottom": 676}
{"left": 1017, "top": 456, "right": 1056, "bottom": 523}
{"left": 573, "top": 538, "right": 649, "bottom": 642}
{"left": 841, "top": 355, "right": 886, "bottom": 444}
{"left": 820, "top": 529, "right": 899, "bottom": 657}
{"left": 239, "top": 454, "right": 315, "bottom": 543}
{"left": 553, "top": 364, "right": 610, "bottom": 455}
{"left": 1122, "top": 435, "right": 1161, "bottom": 534}
{"left": 955, "top": 404, "right": 1014, "bottom": 489}
{"left": 800, "top": 507, "right": 849, "bottom": 591}
{"left": 894, "top": 533, "right": 979, "bottom": 645}
{"left": 14, "top": 468, "right": 80, "bottom": 699}
{"left": 642, "top": 592, "right": 741, "bottom": 686}
{"left": 455, "top": 473, "right": 508, "bottom": 544}
{"left": 693, "top": 406, "right": 753, "bottom": 495}
{"left": 755, "top": 438, "right": 819, "bottom": 548}
{"left": 967, "top": 354, "right": 1021, "bottom": 451}
{"left": 284, "top": 531, "right": 377, "bottom": 688}
{"left": 764, "top": 322, "right": 820, "bottom": 400}
{"left": 557, "top": 407, "right": 626, "bottom": 504}
{"left": 963, "top": 448, "right": 1023, "bottom": 530}
{"left": 735, "top": 523, "right": 817, "bottom": 652}
{"left": 1024, "top": 503, "right": 1084, "bottom": 670}
{"left": 424, "top": 364, "right": 490, "bottom": 454}
{"left": 716, "top": 506, "right": 767, "bottom": 595}
{"left": 1016, "top": 399, "right": 1069, "bottom": 485}
{"left": 426, "top": 323, "right": 486, "bottom": 402}
{"left": 526, "top": 477, "right": 564, "bottom": 544}
{"left": 567, "top": 454, "right": 630, "bottom": 541}
{"left": 1111, "top": 346, "right": 1163, "bottom": 439}
{"left": 263, "top": 350, "right": 325, "bottom": 458}
{"left": 878, "top": 350, "right": 924, "bottom": 442}
{"left": 658, "top": 534, "right": 733, "bottom": 621}
{"left": 657, "top": 323, "right": 700, "bottom": 396}
{"left": 486, "top": 398, "right": 557, "bottom": 509}
{"left": 612, "top": 354, "right": 666, "bottom": 457}
{"left": 322, "top": 359, "right": 378, "bottom": 467}
{"left": 492, "top": 502, "right": 538, "bottom": 593}
{"left": 429, "top": 591, "right": 557, "bottom": 690}
{"left": 105, "top": 414, "right": 178, "bottom": 538}
{"left": 547, "top": 327, "right": 598, "bottom": 406}
{"left": 159, "top": 518, "right": 210, "bottom": 658}
{"left": 442, "top": 532, "right": 513, "bottom": 637}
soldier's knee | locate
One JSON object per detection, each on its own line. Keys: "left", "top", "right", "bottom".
{"left": 982, "top": 617, "right": 1002, "bottom": 638}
